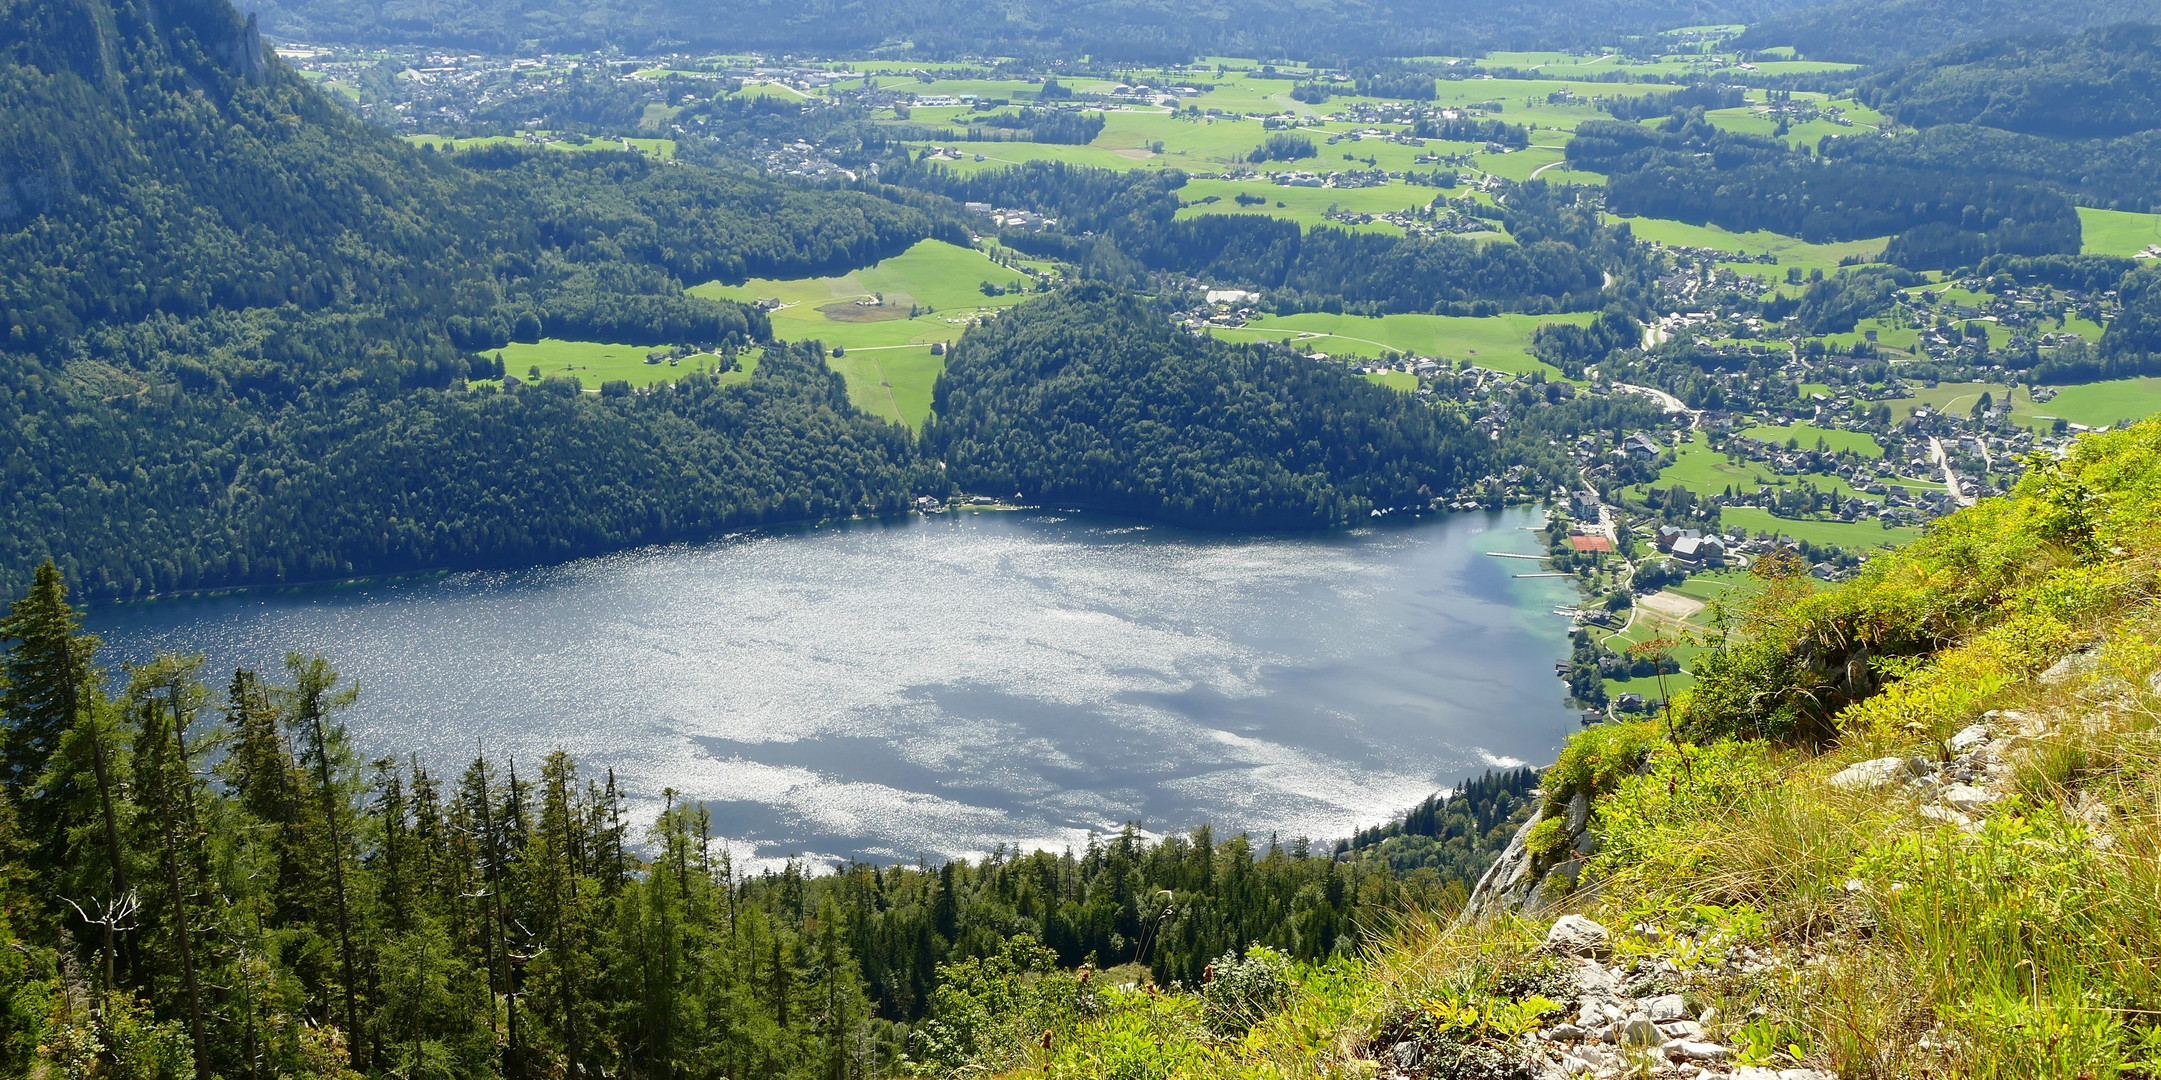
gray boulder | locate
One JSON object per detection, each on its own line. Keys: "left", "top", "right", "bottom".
{"left": 1543, "top": 914, "right": 1610, "bottom": 958}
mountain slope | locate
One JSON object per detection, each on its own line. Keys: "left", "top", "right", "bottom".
{"left": 1857, "top": 23, "right": 2161, "bottom": 139}
{"left": 1732, "top": 0, "right": 2161, "bottom": 64}
{"left": 251, "top": 0, "right": 1822, "bottom": 60}
{"left": 0, "top": 0, "right": 953, "bottom": 599}
{"left": 917, "top": 417, "right": 2161, "bottom": 1075}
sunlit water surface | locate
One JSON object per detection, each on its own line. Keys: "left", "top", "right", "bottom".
{"left": 91, "top": 508, "right": 1579, "bottom": 868}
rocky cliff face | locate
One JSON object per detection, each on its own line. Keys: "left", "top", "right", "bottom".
{"left": 1464, "top": 788, "right": 1603, "bottom": 918}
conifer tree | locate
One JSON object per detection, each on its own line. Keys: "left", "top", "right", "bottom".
{"left": 281, "top": 651, "right": 367, "bottom": 1064}
{"left": 126, "top": 654, "right": 214, "bottom": 1080}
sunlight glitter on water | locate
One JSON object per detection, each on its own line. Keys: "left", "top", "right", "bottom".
{"left": 92, "top": 508, "right": 1578, "bottom": 869}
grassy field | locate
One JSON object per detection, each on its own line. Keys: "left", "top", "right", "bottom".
{"left": 1738, "top": 423, "right": 1884, "bottom": 457}
{"left": 1700, "top": 92, "right": 1886, "bottom": 147}
{"left": 687, "top": 239, "right": 1038, "bottom": 427}
{"left": 1173, "top": 178, "right": 1453, "bottom": 232}
{"left": 1887, "top": 381, "right": 2029, "bottom": 423}
{"left": 1722, "top": 506, "right": 1920, "bottom": 549}
{"left": 2078, "top": 207, "right": 2161, "bottom": 257}
{"left": 879, "top": 71, "right": 1631, "bottom": 202}
{"left": 1636, "top": 438, "right": 1778, "bottom": 496}
{"left": 1613, "top": 215, "right": 1890, "bottom": 275}
{"left": 492, "top": 339, "right": 733, "bottom": 389}
{"left": 1205, "top": 310, "right": 1596, "bottom": 374}
{"left": 1630, "top": 436, "right": 1899, "bottom": 505}
{"left": 2030, "top": 377, "right": 2161, "bottom": 429}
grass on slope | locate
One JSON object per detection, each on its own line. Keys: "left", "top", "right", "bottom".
{"left": 687, "top": 239, "right": 1038, "bottom": 427}
{"left": 490, "top": 339, "right": 734, "bottom": 389}
{"left": 1613, "top": 215, "right": 1891, "bottom": 276}
{"left": 1207, "top": 311, "right": 1596, "bottom": 376}
{"left": 2077, "top": 207, "right": 2161, "bottom": 257}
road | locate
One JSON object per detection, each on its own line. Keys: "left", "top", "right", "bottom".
{"left": 1930, "top": 436, "right": 1978, "bottom": 507}
{"left": 1612, "top": 382, "right": 1697, "bottom": 422}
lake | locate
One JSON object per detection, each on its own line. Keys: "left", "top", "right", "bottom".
{"left": 88, "top": 507, "right": 1580, "bottom": 868}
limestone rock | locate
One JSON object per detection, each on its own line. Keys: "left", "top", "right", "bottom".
{"left": 1544, "top": 914, "right": 1610, "bottom": 958}
{"left": 1463, "top": 811, "right": 1541, "bottom": 917}
{"left": 1575, "top": 958, "right": 1621, "bottom": 997}
{"left": 2040, "top": 645, "right": 2101, "bottom": 685}
{"left": 1644, "top": 993, "right": 1687, "bottom": 1020}
{"left": 1941, "top": 783, "right": 1997, "bottom": 813}
{"left": 1388, "top": 1040, "right": 1423, "bottom": 1071}
{"left": 1946, "top": 723, "right": 1992, "bottom": 753}
{"left": 1618, "top": 1015, "right": 1664, "bottom": 1047}
{"left": 1829, "top": 756, "right": 1926, "bottom": 790}
{"left": 1663, "top": 1039, "right": 1731, "bottom": 1062}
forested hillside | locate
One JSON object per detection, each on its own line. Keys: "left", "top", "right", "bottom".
{"left": 1568, "top": 112, "right": 2082, "bottom": 268}
{"left": 249, "top": 0, "right": 1817, "bottom": 61}
{"left": 0, "top": 0, "right": 964, "bottom": 599}
{"left": 1857, "top": 23, "right": 2161, "bottom": 139}
{"left": 927, "top": 287, "right": 1492, "bottom": 529}
{"left": 1732, "top": 0, "right": 2161, "bottom": 63}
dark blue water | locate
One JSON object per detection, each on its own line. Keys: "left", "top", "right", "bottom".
{"left": 88, "top": 508, "right": 1578, "bottom": 868}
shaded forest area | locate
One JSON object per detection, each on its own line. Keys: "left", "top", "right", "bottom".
{"left": 927, "top": 287, "right": 1494, "bottom": 528}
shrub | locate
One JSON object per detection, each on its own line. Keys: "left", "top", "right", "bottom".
{"left": 1198, "top": 946, "right": 1294, "bottom": 1035}
{"left": 1523, "top": 816, "right": 1570, "bottom": 864}
{"left": 1541, "top": 720, "right": 1658, "bottom": 815}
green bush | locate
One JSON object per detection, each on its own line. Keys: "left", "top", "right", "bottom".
{"left": 1198, "top": 945, "right": 1294, "bottom": 1035}
{"left": 1524, "top": 816, "right": 1570, "bottom": 864}
{"left": 1541, "top": 720, "right": 1658, "bottom": 816}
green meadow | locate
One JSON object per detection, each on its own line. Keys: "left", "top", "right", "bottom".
{"left": 2029, "top": 378, "right": 2161, "bottom": 430}
{"left": 687, "top": 239, "right": 1039, "bottom": 428}
{"left": 1627, "top": 435, "right": 1905, "bottom": 507}
{"left": 1721, "top": 506, "right": 1921, "bottom": 549}
{"left": 1205, "top": 310, "right": 1598, "bottom": 375}
{"left": 1700, "top": 93, "right": 1886, "bottom": 148}
{"left": 2078, "top": 207, "right": 2161, "bottom": 257}
{"left": 1613, "top": 215, "right": 1890, "bottom": 275}
{"left": 1737, "top": 423, "right": 1884, "bottom": 457}
{"left": 1174, "top": 178, "right": 1470, "bottom": 233}
{"left": 492, "top": 339, "right": 735, "bottom": 388}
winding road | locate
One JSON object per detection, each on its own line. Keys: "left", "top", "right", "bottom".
{"left": 1930, "top": 436, "right": 1979, "bottom": 507}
